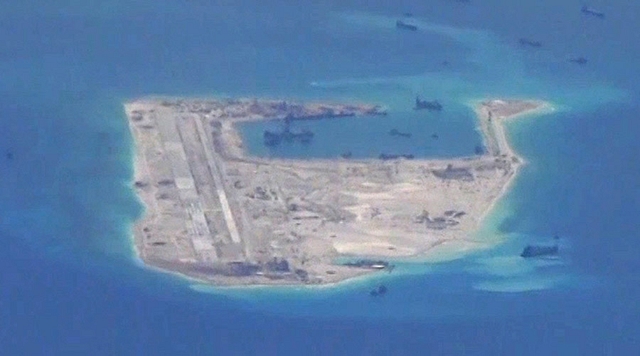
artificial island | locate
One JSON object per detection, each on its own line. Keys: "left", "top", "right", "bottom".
{"left": 125, "top": 96, "right": 550, "bottom": 286}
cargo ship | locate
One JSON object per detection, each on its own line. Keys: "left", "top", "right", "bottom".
{"left": 263, "top": 117, "right": 314, "bottom": 146}
{"left": 414, "top": 96, "right": 443, "bottom": 111}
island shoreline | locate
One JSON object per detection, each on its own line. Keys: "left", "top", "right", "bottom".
{"left": 125, "top": 96, "right": 552, "bottom": 287}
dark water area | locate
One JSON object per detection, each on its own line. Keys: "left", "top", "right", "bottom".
{"left": 1, "top": 0, "right": 639, "bottom": 354}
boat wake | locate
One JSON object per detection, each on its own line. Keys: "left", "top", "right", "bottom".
{"left": 474, "top": 275, "right": 569, "bottom": 293}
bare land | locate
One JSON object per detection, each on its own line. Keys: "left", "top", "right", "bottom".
{"left": 125, "top": 97, "right": 550, "bottom": 286}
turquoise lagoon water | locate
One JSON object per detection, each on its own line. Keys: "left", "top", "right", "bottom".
{"left": 1, "top": 0, "right": 639, "bottom": 354}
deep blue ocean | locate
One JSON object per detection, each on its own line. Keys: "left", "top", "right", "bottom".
{"left": 1, "top": 0, "right": 639, "bottom": 354}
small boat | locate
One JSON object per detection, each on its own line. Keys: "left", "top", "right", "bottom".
{"left": 388, "top": 128, "right": 412, "bottom": 138}
{"left": 520, "top": 244, "right": 559, "bottom": 258}
{"left": 581, "top": 5, "right": 605, "bottom": 19}
{"left": 379, "top": 153, "right": 414, "bottom": 160}
{"left": 396, "top": 20, "right": 418, "bottom": 31}
{"left": 370, "top": 264, "right": 388, "bottom": 270}
{"left": 568, "top": 57, "right": 588, "bottom": 65}
{"left": 369, "top": 285, "right": 388, "bottom": 297}
{"left": 343, "top": 259, "right": 389, "bottom": 269}
{"left": 263, "top": 131, "right": 282, "bottom": 146}
{"left": 518, "top": 38, "right": 542, "bottom": 48}
{"left": 340, "top": 151, "right": 353, "bottom": 159}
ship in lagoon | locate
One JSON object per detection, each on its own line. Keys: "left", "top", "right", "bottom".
{"left": 379, "top": 153, "right": 415, "bottom": 160}
{"left": 263, "top": 115, "right": 314, "bottom": 146}
{"left": 263, "top": 127, "right": 314, "bottom": 146}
